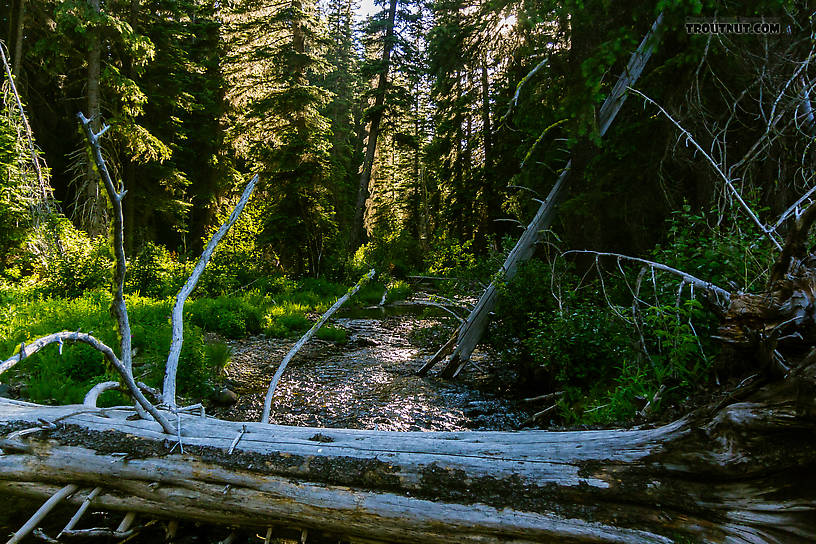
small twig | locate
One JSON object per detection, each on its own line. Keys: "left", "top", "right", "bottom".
{"left": 219, "top": 533, "right": 238, "bottom": 544}
{"left": 165, "top": 520, "right": 179, "bottom": 541}
{"left": 522, "top": 391, "right": 565, "bottom": 404}
{"left": 170, "top": 414, "right": 184, "bottom": 454}
{"left": 117, "top": 511, "right": 137, "bottom": 533}
{"left": 32, "top": 529, "right": 59, "bottom": 543}
{"left": 639, "top": 385, "right": 667, "bottom": 417}
{"left": 7, "top": 419, "right": 55, "bottom": 440}
{"left": 501, "top": 58, "right": 548, "bottom": 123}
{"left": 58, "top": 528, "right": 136, "bottom": 539}
{"left": 1, "top": 331, "right": 173, "bottom": 433}
{"left": 564, "top": 250, "right": 731, "bottom": 309}
{"left": 228, "top": 425, "right": 248, "bottom": 455}
{"left": 520, "top": 404, "right": 559, "bottom": 427}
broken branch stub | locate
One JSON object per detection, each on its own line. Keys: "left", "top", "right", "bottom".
{"left": 162, "top": 174, "right": 259, "bottom": 409}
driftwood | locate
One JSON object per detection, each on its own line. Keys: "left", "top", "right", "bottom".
{"left": 431, "top": 14, "right": 665, "bottom": 378}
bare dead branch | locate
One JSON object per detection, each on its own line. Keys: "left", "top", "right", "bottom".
{"left": 163, "top": 173, "right": 259, "bottom": 409}
{"left": 500, "top": 57, "right": 548, "bottom": 123}
{"left": 77, "top": 112, "right": 134, "bottom": 375}
{"left": 563, "top": 250, "right": 731, "bottom": 310}
{"left": 627, "top": 88, "right": 783, "bottom": 252}
{"left": 57, "top": 487, "right": 102, "bottom": 539}
{"left": 262, "top": 269, "right": 375, "bottom": 424}
{"left": 0, "top": 331, "right": 174, "bottom": 433}
{"left": 7, "top": 484, "right": 78, "bottom": 544}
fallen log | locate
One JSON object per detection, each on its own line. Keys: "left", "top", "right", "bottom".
{"left": 2, "top": 367, "right": 815, "bottom": 544}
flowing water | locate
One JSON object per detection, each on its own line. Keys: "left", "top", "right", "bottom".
{"left": 210, "top": 300, "right": 529, "bottom": 430}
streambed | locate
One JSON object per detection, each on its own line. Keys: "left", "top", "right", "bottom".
{"left": 210, "top": 301, "right": 530, "bottom": 431}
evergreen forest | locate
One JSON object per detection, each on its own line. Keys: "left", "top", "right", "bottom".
{"left": 1, "top": 0, "right": 815, "bottom": 428}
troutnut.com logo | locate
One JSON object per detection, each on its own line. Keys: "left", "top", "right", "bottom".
{"left": 685, "top": 18, "right": 781, "bottom": 35}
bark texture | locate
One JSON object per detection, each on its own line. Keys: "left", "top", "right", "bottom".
{"left": 1, "top": 369, "right": 815, "bottom": 544}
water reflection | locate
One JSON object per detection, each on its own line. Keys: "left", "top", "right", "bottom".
{"left": 212, "top": 309, "right": 527, "bottom": 431}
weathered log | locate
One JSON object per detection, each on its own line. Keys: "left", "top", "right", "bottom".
{"left": 718, "top": 203, "right": 816, "bottom": 365}
{"left": 2, "top": 367, "right": 815, "bottom": 544}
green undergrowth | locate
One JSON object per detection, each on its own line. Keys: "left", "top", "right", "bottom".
{"left": 0, "top": 290, "right": 220, "bottom": 406}
{"left": 489, "top": 206, "right": 750, "bottom": 427}
{"left": 0, "top": 274, "right": 385, "bottom": 405}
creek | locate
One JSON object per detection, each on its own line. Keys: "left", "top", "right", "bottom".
{"left": 210, "top": 300, "right": 529, "bottom": 431}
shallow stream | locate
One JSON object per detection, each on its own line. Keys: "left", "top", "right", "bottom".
{"left": 210, "top": 300, "right": 529, "bottom": 431}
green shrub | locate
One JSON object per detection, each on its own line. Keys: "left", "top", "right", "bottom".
{"left": 186, "top": 296, "right": 266, "bottom": 338}
{"left": 126, "top": 241, "right": 187, "bottom": 298}
{"left": 263, "top": 303, "right": 312, "bottom": 337}
{"left": 196, "top": 198, "right": 267, "bottom": 297}
{"left": 355, "top": 281, "right": 386, "bottom": 305}
{"left": 524, "top": 299, "right": 637, "bottom": 389}
{"left": 40, "top": 218, "right": 113, "bottom": 298}
{"left": 385, "top": 279, "right": 411, "bottom": 303}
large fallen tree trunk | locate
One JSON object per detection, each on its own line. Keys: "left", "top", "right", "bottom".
{"left": 2, "top": 367, "right": 815, "bottom": 544}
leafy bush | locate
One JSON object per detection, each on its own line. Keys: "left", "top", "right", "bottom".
{"left": 524, "top": 300, "right": 637, "bottom": 389}
{"left": 355, "top": 281, "right": 386, "bottom": 305}
{"left": 424, "top": 235, "right": 477, "bottom": 277}
{"left": 40, "top": 218, "right": 113, "bottom": 298}
{"left": 186, "top": 295, "right": 266, "bottom": 338}
{"left": 385, "top": 279, "right": 411, "bottom": 303}
{"left": 653, "top": 202, "right": 774, "bottom": 293}
{"left": 196, "top": 198, "right": 267, "bottom": 297}
{"left": 494, "top": 240, "right": 719, "bottom": 425}
{"left": 126, "top": 241, "right": 187, "bottom": 298}
{"left": 263, "top": 303, "right": 312, "bottom": 337}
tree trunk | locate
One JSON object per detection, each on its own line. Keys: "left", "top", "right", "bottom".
{"left": 78, "top": 0, "right": 106, "bottom": 237}
{"left": 12, "top": 0, "right": 25, "bottom": 78}
{"left": 349, "top": 0, "right": 399, "bottom": 251}
{"left": 2, "top": 366, "right": 814, "bottom": 544}
{"left": 434, "top": 14, "right": 665, "bottom": 378}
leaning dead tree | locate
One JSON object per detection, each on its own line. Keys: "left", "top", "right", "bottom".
{"left": 423, "top": 14, "right": 665, "bottom": 378}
